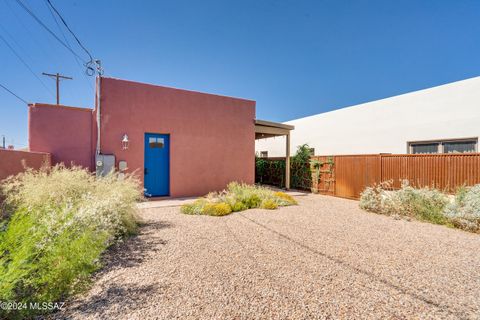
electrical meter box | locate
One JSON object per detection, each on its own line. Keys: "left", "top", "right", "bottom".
{"left": 95, "top": 154, "right": 115, "bottom": 177}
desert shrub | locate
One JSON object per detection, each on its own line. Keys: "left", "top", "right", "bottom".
{"left": 231, "top": 201, "right": 247, "bottom": 212}
{"left": 390, "top": 183, "right": 448, "bottom": 224}
{"left": 274, "top": 192, "right": 298, "bottom": 205}
{"left": 444, "top": 185, "right": 480, "bottom": 232}
{"left": 180, "top": 182, "right": 297, "bottom": 216}
{"left": 359, "top": 181, "right": 449, "bottom": 225}
{"left": 1, "top": 166, "right": 141, "bottom": 236}
{"left": 359, "top": 184, "right": 384, "bottom": 213}
{"left": 226, "top": 182, "right": 262, "bottom": 208}
{"left": 0, "top": 208, "right": 109, "bottom": 304}
{"left": 0, "top": 165, "right": 143, "bottom": 318}
{"left": 180, "top": 199, "right": 208, "bottom": 215}
{"left": 243, "top": 194, "right": 262, "bottom": 208}
{"left": 260, "top": 199, "right": 278, "bottom": 209}
{"left": 203, "top": 203, "right": 232, "bottom": 216}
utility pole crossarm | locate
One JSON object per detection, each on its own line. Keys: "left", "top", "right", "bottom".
{"left": 42, "top": 72, "right": 73, "bottom": 105}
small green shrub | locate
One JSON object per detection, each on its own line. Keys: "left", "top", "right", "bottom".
{"left": 180, "top": 199, "right": 208, "bottom": 215}
{"left": 231, "top": 201, "right": 247, "bottom": 212}
{"left": 180, "top": 182, "right": 297, "bottom": 216}
{"left": 203, "top": 203, "right": 232, "bottom": 216}
{"left": 0, "top": 165, "right": 143, "bottom": 318}
{"left": 260, "top": 199, "right": 278, "bottom": 209}
{"left": 243, "top": 194, "right": 261, "bottom": 208}
{"left": 181, "top": 199, "right": 234, "bottom": 216}
{"left": 274, "top": 192, "right": 298, "bottom": 205}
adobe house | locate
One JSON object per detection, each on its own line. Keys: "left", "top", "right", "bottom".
{"left": 28, "top": 77, "right": 293, "bottom": 197}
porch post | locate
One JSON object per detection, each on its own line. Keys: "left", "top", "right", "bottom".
{"left": 285, "top": 133, "right": 290, "bottom": 190}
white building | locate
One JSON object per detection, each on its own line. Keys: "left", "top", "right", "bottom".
{"left": 256, "top": 76, "right": 480, "bottom": 157}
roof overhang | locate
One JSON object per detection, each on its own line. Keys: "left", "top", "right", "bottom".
{"left": 255, "top": 119, "right": 294, "bottom": 139}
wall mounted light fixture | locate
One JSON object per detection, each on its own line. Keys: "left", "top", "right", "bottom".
{"left": 122, "top": 134, "right": 129, "bottom": 150}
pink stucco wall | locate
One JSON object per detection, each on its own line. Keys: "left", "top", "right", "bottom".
{"left": 0, "top": 149, "right": 51, "bottom": 181}
{"left": 28, "top": 104, "right": 93, "bottom": 170}
{"left": 99, "top": 77, "right": 256, "bottom": 197}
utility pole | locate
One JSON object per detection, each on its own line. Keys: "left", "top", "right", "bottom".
{"left": 42, "top": 72, "right": 72, "bottom": 105}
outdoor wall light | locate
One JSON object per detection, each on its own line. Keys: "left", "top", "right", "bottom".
{"left": 121, "top": 134, "right": 129, "bottom": 150}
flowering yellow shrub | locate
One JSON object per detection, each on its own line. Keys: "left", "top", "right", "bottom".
{"left": 203, "top": 203, "right": 232, "bottom": 216}
{"left": 274, "top": 192, "right": 298, "bottom": 205}
{"left": 260, "top": 199, "right": 278, "bottom": 209}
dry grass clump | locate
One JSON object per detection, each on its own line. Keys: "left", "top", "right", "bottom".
{"left": 181, "top": 182, "right": 297, "bottom": 216}
{"left": 0, "top": 165, "right": 143, "bottom": 318}
{"left": 359, "top": 180, "right": 480, "bottom": 233}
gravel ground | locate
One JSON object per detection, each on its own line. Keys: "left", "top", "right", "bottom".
{"left": 53, "top": 194, "right": 480, "bottom": 319}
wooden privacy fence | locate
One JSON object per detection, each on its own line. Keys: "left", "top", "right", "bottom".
{"left": 255, "top": 153, "right": 480, "bottom": 200}
{"left": 332, "top": 153, "right": 480, "bottom": 199}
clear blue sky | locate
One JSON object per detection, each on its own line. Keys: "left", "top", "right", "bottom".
{"left": 1, "top": 0, "right": 480, "bottom": 148}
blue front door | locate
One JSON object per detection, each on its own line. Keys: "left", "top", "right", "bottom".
{"left": 144, "top": 133, "right": 170, "bottom": 197}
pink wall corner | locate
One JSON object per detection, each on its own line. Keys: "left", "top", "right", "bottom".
{"left": 0, "top": 149, "right": 50, "bottom": 181}
{"left": 28, "top": 103, "right": 94, "bottom": 170}
{"left": 91, "top": 107, "right": 98, "bottom": 162}
{"left": 98, "top": 77, "right": 256, "bottom": 197}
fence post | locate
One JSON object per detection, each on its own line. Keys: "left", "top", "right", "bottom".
{"left": 285, "top": 133, "right": 291, "bottom": 190}
{"left": 379, "top": 154, "right": 383, "bottom": 183}
{"left": 333, "top": 156, "right": 337, "bottom": 197}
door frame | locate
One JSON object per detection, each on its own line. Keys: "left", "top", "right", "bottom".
{"left": 144, "top": 132, "right": 171, "bottom": 197}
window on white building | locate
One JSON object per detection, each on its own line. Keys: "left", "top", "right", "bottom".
{"left": 408, "top": 138, "right": 477, "bottom": 154}
{"left": 410, "top": 143, "right": 439, "bottom": 154}
{"left": 259, "top": 151, "right": 268, "bottom": 158}
{"left": 443, "top": 140, "right": 476, "bottom": 153}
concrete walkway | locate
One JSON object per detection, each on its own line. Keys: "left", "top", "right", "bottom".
{"left": 136, "top": 197, "right": 197, "bottom": 209}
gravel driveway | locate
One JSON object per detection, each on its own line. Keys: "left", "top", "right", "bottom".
{"left": 55, "top": 194, "right": 480, "bottom": 319}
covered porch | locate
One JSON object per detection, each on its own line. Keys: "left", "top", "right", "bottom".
{"left": 255, "top": 119, "right": 295, "bottom": 189}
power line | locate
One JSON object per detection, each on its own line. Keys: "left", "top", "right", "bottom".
{"left": 0, "top": 32, "right": 54, "bottom": 96}
{"left": 0, "top": 83, "right": 28, "bottom": 104}
{"left": 14, "top": 0, "right": 87, "bottom": 64}
{"left": 45, "top": 0, "right": 93, "bottom": 62}
{"left": 4, "top": 0, "right": 57, "bottom": 62}
{"left": 44, "top": 0, "right": 103, "bottom": 76}
{"left": 0, "top": 21, "right": 36, "bottom": 65}
{"left": 43, "top": 0, "right": 73, "bottom": 54}
{"left": 43, "top": 0, "right": 94, "bottom": 90}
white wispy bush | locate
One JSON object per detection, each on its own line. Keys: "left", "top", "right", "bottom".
{"left": 2, "top": 165, "right": 142, "bottom": 236}
{"left": 444, "top": 185, "right": 480, "bottom": 232}
{"left": 360, "top": 180, "right": 450, "bottom": 225}
{"left": 359, "top": 181, "right": 388, "bottom": 214}
{"left": 360, "top": 180, "right": 480, "bottom": 233}
{"left": 0, "top": 165, "right": 143, "bottom": 318}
